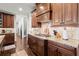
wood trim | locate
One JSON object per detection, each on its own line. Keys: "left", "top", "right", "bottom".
{"left": 31, "top": 9, "right": 36, "bottom": 13}
{"left": 50, "top": 3, "right": 52, "bottom": 20}
{"left": 36, "top": 10, "right": 50, "bottom": 17}
{"left": 77, "top": 3, "right": 78, "bottom": 24}
{"left": 51, "top": 24, "right": 78, "bottom": 27}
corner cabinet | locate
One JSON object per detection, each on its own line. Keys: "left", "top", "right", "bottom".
{"left": 28, "top": 34, "right": 48, "bottom": 56}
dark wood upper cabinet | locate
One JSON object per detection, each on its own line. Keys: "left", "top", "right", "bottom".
{"left": 2, "top": 13, "right": 14, "bottom": 28}
{"left": 51, "top": 3, "right": 63, "bottom": 26}
{"left": 10, "top": 15, "right": 14, "bottom": 28}
{"left": 63, "top": 4, "right": 77, "bottom": 25}
{"left": 36, "top": 3, "right": 50, "bottom": 16}
{"left": 32, "top": 3, "right": 79, "bottom": 27}
{"left": 63, "top": 4, "right": 72, "bottom": 25}
{"left": 71, "top": 4, "right": 78, "bottom": 25}
{"left": 51, "top": 3, "right": 78, "bottom": 26}
{"left": 32, "top": 10, "right": 39, "bottom": 28}
{"left": 78, "top": 4, "right": 79, "bottom": 25}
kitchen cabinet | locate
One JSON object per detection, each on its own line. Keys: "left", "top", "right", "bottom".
{"left": 51, "top": 3, "right": 63, "bottom": 26}
{"left": 63, "top": 4, "right": 77, "bottom": 25}
{"left": 37, "top": 12, "right": 50, "bottom": 22}
{"left": 3, "top": 14, "right": 7, "bottom": 28}
{"left": 36, "top": 38, "right": 44, "bottom": 56}
{"left": 0, "top": 13, "right": 14, "bottom": 28}
{"left": 71, "top": 4, "right": 78, "bottom": 25}
{"left": 33, "top": 3, "right": 78, "bottom": 27}
{"left": 28, "top": 34, "right": 47, "bottom": 56}
{"left": 57, "top": 47, "right": 75, "bottom": 56}
{"left": 28, "top": 35, "right": 38, "bottom": 52}
{"left": 32, "top": 10, "right": 39, "bottom": 28}
{"left": 48, "top": 44, "right": 58, "bottom": 56}
{"left": 6, "top": 14, "right": 11, "bottom": 28}
{"left": 0, "top": 13, "right": 3, "bottom": 27}
{"left": 51, "top": 3, "right": 78, "bottom": 26}
{"left": 78, "top": 4, "right": 79, "bottom": 25}
{"left": 63, "top": 4, "right": 72, "bottom": 25}
{"left": 3, "top": 14, "right": 14, "bottom": 28}
{"left": 36, "top": 3, "right": 50, "bottom": 16}
{"left": 48, "top": 40, "right": 76, "bottom": 56}
{"left": 28, "top": 34, "right": 77, "bottom": 56}
{"left": 10, "top": 15, "right": 14, "bottom": 28}
{"left": 3, "top": 33, "right": 14, "bottom": 46}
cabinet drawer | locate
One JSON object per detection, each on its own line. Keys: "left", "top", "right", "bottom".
{"left": 58, "top": 47, "right": 75, "bottom": 56}
{"left": 48, "top": 40, "right": 75, "bottom": 52}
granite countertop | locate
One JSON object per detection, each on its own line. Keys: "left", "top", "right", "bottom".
{"left": 0, "top": 33, "right": 14, "bottom": 35}
{"left": 0, "top": 35, "right": 5, "bottom": 44}
{"left": 29, "top": 34, "right": 79, "bottom": 48}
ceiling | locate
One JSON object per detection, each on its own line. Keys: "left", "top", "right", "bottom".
{"left": 0, "top": 3, "right": 35, "bottom": 15}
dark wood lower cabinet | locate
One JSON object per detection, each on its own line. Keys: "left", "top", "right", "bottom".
{"left": 28, "top": 34, "right": 77, "bottom": 56}
{"left": 48, "top": 40, "right": 76, "bottom": 56}
{"left": 57, "top": 47, "right": 75, "bottom": 56}
{"left": 48, "top": 44, "right": 58, "bottom": 56}
{"left": 3, "top": 33, "right": 14, "bottom": 46}
{"left": 28, "top": 34, "right": 47, "bottom": 56}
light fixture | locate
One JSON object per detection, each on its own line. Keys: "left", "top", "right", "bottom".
{"left": 40, "top": 6, "right": 44, "bottom": 10}
{"left": 19, "top": 8, "right": 23, "bottom": 11}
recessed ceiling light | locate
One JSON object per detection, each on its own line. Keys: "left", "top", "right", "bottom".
{"left": 19, "top": 8, "right": 23, "bottom": 11}
{"left": 40, "top": 6, "right": 44, "bottom": 10}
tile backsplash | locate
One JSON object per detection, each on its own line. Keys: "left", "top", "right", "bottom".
{"left": 0, "top": 28, "right": 14, "bottom": 33}
{"left": 50, "top": 27, "right": 79, "bottom": 40}
{"left": 31, "top": 20, "right": 79, "bottom": 40}
{"left": 31, "top": 27, "right": 79, "bottom": 40}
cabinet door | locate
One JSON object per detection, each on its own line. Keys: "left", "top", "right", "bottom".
{"left": 28, "top": 35, "right": 38, "bottom": 53}
{"left": 78, "top": 3, "right": 79, "bottom": 25}
{"left": 63, "top": 4, "right": 72, "bottom": 25}
{"left": 51, "top": 3, "right": 63, "bottom": 26}
{"left": 3, "top": 14, "right": 7, "bottom": 28}
{"left": 10, "top": 15, "right": 14, "bottom": 28}
{"left": 37, "top": 38, "right": 44, "bottom": 56}
{"left": 6, "top": 15, "right": 11, "bottom": 28}
{"left": 48, "top": 44, "right": 58, "bottom": 56}
{"left": 36, "top": 3, "right": 50, "bottom": 16}
{"left": 71, "top": 4, "right": 77, "bottom": 25}
{"left": 32, "top": 11, "right": 38, "bottom": 27}
{"left": 3, "top": 33, "right": 14, "bottom": 46}
{"left": 37, "top": 12, "right": 50, "bottom": 22}
{"left": 64, "top": 3, "right": 77, "bottom": 25}
{"left": 57, "top": 47, "right": 75, "bottom": 56}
